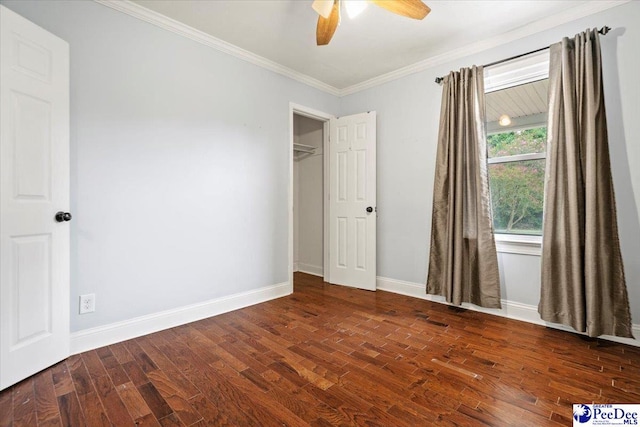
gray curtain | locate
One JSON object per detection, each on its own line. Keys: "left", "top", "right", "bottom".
{"left": 427, "top": 66, "right": 501, "bottom": 308}
{"left": 539, "top": 29, "right": 633, "bottom": 338}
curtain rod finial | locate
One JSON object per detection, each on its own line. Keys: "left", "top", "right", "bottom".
{"left": 599, "top": 26, "right": 611, "bottom": 35}
{"left": 435, "top": 77, "right": 444, "bottom": 84}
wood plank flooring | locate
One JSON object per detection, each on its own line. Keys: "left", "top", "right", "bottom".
{"left": 2, "top": 272, "right": 639, "bottom": 426}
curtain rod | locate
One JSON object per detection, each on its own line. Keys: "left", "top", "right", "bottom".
{"left": 434, "top": 26, "right": 611, "bottom": 84}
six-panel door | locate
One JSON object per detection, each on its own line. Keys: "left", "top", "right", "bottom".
{"left": 329, "top": 112, "right": 376, "bottom": 290}
{"left": 0, "top": 5, "right": 70, "bottom": 390}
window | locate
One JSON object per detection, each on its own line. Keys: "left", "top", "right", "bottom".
{"left": 486, "top": 101, "right": 547, "bottom": 235}
{"left": 484, "top": 51, "right": 549, "bottom": 254}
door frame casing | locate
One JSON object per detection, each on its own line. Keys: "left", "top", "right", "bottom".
{"left": 288, "top": 103, "right": 333, "bottom": 290}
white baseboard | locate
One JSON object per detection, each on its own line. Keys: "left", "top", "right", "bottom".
{"left": 70, "top": 276, "right": 638, "bottom": 354}
{"left": 376, "top": 276, "right": 640, "bottom": 348}
{"left": 296, "top": 262, "right": 324, "bottom": 277}
{"left": 70, "top": 281, "right": 291, "bottom": 355}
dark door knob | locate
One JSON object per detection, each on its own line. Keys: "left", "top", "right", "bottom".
{"left": 55, "top": 211, "right": 72, "bottom": 222}
{"left": 366, "top": 207, "right": 373, "bottom": 213}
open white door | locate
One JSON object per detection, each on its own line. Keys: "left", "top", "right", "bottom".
{"left": 328, "top": 112, "right": 376, "bottom": 290}
{"left": 0, "top": 6, "right": 70, "bottom": 390}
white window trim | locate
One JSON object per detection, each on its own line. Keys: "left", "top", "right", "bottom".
{"left": 494, "top": 233, "right": 542, "bottom": 256}
{"left": 488, "top": 152, "right": 545, "bottom": 164}
{"left": 486, "top": 50, "right": 549, "bottom": 257}
{"left": 484, "top": 50, "right": 549, "bottom": 93}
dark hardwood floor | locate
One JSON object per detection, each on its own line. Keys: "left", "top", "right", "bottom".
{"left": 1, "top": 272, "right": 639, "bottom": 426}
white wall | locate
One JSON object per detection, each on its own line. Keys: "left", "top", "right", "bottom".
{"left": 1, "top": 0, "right": 339, "bottom": 333}
{"left": 293, "top": 115, "right": 324, "bottom": 276}
{"left": 341, "top": 1, "right": 640, "bottom": 326}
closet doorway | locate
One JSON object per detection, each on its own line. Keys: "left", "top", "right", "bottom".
{"left": 293, "top": 113, "right": 326, "bottom": 280}
{"left": 288, "top": 104, "right": 331, "bottom": 288}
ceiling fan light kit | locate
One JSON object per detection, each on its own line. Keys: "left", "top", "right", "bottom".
{"left": 312, "top": 0, "right": 335, "bottom": 19}
{"left": 345, "top": 0, "right": 369, "bottom": 19}
{"left": 313, "top": 0, "right": 431, "bottom": 46}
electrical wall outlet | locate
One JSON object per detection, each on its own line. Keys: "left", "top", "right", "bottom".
{"left": 79, "top": 294, "right": 95, "bottom": 314}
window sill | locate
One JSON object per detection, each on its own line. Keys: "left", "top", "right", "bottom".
{"left": 494, "top": 234, "right": 542, "bottom": 256}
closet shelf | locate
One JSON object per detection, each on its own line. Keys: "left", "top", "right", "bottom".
{"left": 294, "top": 143, "right": 318, "bottom": 160}
{"left": 293, "top": 143, "right": 316, "bottom": 154}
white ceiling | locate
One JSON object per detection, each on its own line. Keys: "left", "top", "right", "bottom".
{"left": 128, "top": 0, "right": 624, "bottom": 92}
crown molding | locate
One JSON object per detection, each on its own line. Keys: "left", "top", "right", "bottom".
{"left": 94, "top": 0, "right": 341, "bottom": 97}
{"left": 95, "top": 0, "right": 629, "bottom": 98}
{"left": 339, "top": 0, "right": 631, "bottom": 96}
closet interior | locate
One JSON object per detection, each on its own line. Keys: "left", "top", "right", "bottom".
{"left": 293, "top": 114, "right": 324, "bottom": 278}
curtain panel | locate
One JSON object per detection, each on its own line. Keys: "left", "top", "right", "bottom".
{"left": 427, "top": 66, "right": 501, "bottom": 309}
{"left": 539, "top": 29, "right": 633, "bottom": 338}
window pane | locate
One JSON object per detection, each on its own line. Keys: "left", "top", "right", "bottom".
{"left": 487, "top": 127, "right": 546, "bottom": 158}
{"left": 489, "top": 159, "right": 545, "bottom": 235}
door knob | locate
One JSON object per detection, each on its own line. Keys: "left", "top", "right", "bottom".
{"left": 55, "top": 211, "right": 72, "bottom": 222}
{"left": 366, "top": 206, "right": 373, "bottom": 213}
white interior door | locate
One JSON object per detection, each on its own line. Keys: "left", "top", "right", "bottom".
{"left": 0, "top": 5, "right": 70, "bottom": 390}
{"left": 328, "top": 112, "right": 376, "bottom": 290}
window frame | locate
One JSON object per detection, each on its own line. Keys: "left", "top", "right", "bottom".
{"left": 487, "top": 152, "right": 545, "bottom": 165}
{"left": 484, "top": 50, "right": 550, "bottom": 256}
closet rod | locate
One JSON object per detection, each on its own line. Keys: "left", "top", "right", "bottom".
{"left": 434, "top": 26, "right": 611, "bottom": 84}
{"left": 293, "top": 143, "right": 316, "bottom": 153}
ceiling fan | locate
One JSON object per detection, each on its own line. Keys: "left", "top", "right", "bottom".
{"left": 312, "top": 0, "right": 431, "bottom": 45}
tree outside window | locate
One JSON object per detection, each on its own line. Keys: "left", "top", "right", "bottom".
{"left": 487, "top": 128, "right": 546, "bottom": 235}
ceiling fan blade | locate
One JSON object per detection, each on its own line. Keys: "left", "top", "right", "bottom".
{"left": 370, "top": 0, "right": 431, "bottom": 20}
{"left": 316, "top": 1, "right": 340, "bottom": 46}
{"left": 312, "top": 0, "right": 334, "bottom": 19}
